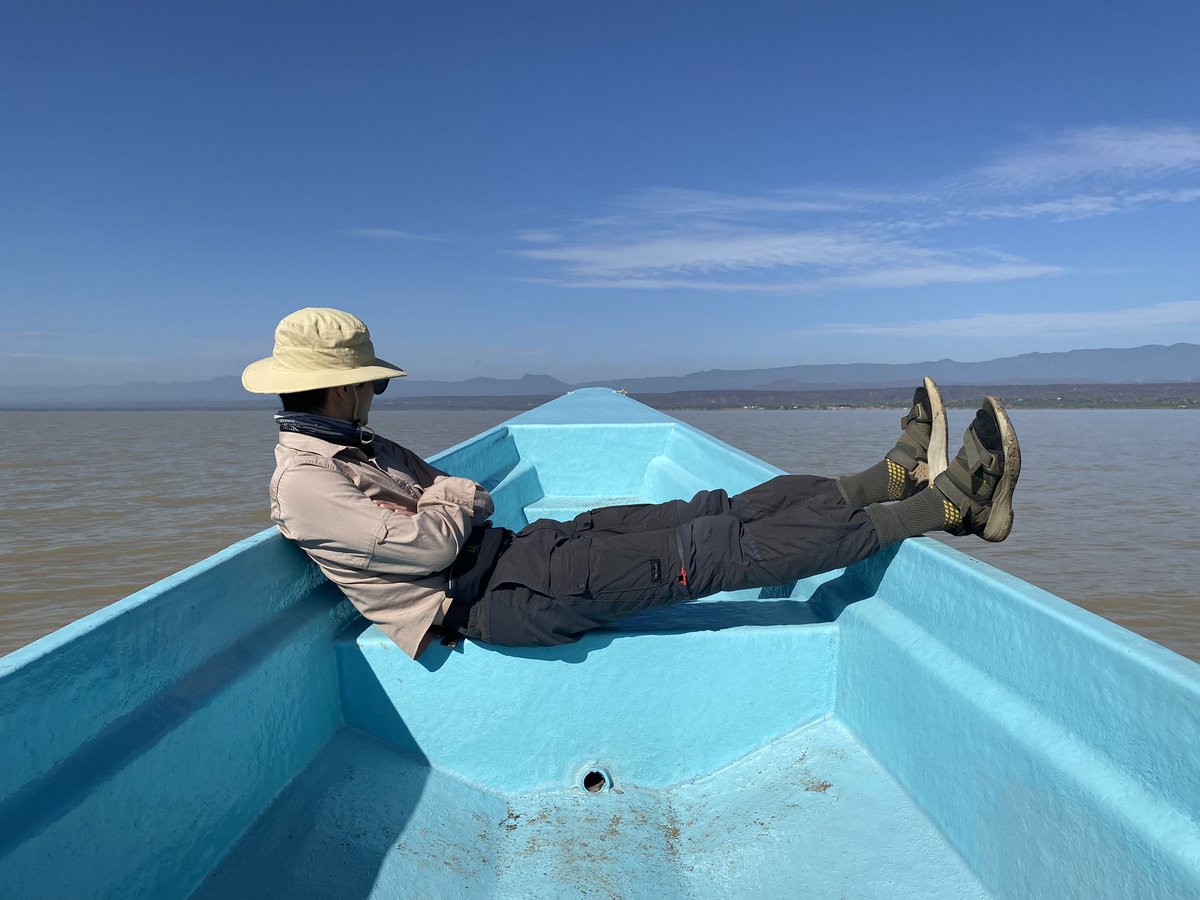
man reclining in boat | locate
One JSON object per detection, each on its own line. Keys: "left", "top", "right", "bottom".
{"left": 243, "top": 308, "right": 1021, "bottom": 659}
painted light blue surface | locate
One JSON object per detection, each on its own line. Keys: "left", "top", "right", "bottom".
{"left": 2, "top": 388, "right": 1199, "bottom": 898}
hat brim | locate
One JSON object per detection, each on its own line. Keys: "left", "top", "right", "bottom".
{"left": 241, "top": 356, "right": 407, "bottom": 394}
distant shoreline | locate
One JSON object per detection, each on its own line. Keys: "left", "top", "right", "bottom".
{"left": 3, "top": 383, "right": 1198, "bottom": 412}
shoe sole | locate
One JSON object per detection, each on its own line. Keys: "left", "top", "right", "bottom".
{"left": 924, "top": 376, "right": 949, "bottom": 484}
{"left": 981, "top": 395, "right": 1021, "bottom": 542}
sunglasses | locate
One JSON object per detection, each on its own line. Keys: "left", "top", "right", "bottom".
{"left": 372, "top": 379, "right": 389, "bottom": 396}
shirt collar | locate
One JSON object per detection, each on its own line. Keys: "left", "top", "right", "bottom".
{"left": 278, "top": 431, "right": 372, "bottom": 459}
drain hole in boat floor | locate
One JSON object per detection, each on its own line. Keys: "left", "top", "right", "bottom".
{"left": 583, "top": 770, "right": 610, "bottom": 793}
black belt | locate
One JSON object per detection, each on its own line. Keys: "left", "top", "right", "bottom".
{"left": 442, "top": 525, "right": 512, "bottom": 636}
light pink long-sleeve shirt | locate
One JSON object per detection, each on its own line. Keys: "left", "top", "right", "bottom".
{"left": 270, "top": 431, "right": 494, "bottom": 658}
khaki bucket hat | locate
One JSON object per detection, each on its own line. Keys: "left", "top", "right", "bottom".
{"left": 242, "top": 307, "right": 406, "bottom": 394}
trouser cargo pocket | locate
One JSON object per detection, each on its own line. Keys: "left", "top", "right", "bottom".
{"left": 584, "top": 529, "right": 682, "bottom": 602}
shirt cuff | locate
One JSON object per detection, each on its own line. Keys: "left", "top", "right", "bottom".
{"left": 424, "top": 476, "right": 477, "bottom": 511}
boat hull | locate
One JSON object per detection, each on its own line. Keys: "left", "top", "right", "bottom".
{"left": 2, "top": 389, "right": 1198, "bottom": 898}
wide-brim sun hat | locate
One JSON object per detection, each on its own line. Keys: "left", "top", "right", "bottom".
{"left": 242, "top": 307, "right": 407, "bottom": 394}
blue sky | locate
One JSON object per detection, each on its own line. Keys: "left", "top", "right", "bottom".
{"left": 3, "top": 1, "right": 1199, "bottom": 386}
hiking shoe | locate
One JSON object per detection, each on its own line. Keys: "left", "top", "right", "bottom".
{"left": 933, "top": 396, "right": 1021, "bottom": 542}
{"left": 885, "top": 376, "right": 949, "bottom": 496}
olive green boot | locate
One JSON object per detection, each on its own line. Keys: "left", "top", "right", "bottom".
{"left": 837, "top": 377, "right": 948, "bottom": 507}
{"left": 933, "top": 396, "right": 1022, "bottom": 542}
{"left": 886, "top": 376, "right": 949, "bottom": 491}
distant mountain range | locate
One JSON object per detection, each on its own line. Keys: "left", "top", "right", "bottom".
{"left": 578, "top": 343, "right": 1200, "bottom": 393}
{"left": 4, "top": 343, "right": 1199, "bottom": 408}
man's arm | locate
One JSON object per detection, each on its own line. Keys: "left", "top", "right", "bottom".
{"left": 277, "top": 464, "right": 477, "bottom": 576}
{"left": 387, "top": 441, "right": 495, "bottom": 525}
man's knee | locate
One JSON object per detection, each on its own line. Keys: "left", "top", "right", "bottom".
{"left": 676, "top": 514, "right": 752, "bottom": 597}
{"left": 685, "top": 488, "right": 732, "bottom": 520}
{"left": 730, "top": 474, "right": 839, "bottom": 521}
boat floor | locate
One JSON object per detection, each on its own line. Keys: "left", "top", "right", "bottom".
{"left": 192, "top": 717, "right": 988, "bottom": 899}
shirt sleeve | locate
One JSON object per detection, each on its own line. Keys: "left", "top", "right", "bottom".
{"left": 277, "top": 463, "right": 477, "bottom": 577}
{"left": 392, "top": 439, "right": 496, "bottom": 525}
{"left": 430, "top": 474, "right": 495, "bottom": 524}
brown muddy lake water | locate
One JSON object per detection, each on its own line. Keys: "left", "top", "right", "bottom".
{"left": 1, "top": 407, "right": 1197, "bottom": 662}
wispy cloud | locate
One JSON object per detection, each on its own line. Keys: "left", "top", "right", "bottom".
{"left": 514, "top": 229, "right": 562, "bottom": 243}
{"left": 346, "top": 227, "right": 447, "bottom": 242}
{"left": 514, "top": 217, "right": 1059, "bottom": 294}
{"left": 958, "top": 187, "right": 1200, "bottom": 224}
{"left": 520, "top": 229, "right": 894, "bottom": 277}
{"left": 513, "top": 123, "right": 1200, "bottom": 295}
{"left": 607, "top": 187, "right": 853, "bottom": 219}
{"left": 512, "top": 201, "right": 1065, "bottom": 293}
{"left": 968, "top": 125, "right": 1200, "bottom": 190}
{"left": 805, "top": 300, "right": 1200, "bottom": 338}
{"left": 937, "top": 126, "right": 1200, "bottom": 223}
{"left": 549, "top": 260, "right": 1064, "bottom": 293}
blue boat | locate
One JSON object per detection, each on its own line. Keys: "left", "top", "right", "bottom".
{"left": 2, "top": 389, "right": 1198, "bottom": 899}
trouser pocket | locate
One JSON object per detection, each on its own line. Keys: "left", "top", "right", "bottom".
{"left": 479, "top": 529, "right": 688, "bottom": 647}
{"left": 584, "top": 529, "right": 682, "bottom": 601}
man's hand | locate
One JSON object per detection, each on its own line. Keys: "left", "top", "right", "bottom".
{"left": 374, "top": 500, "right": 412, "bottom": 515}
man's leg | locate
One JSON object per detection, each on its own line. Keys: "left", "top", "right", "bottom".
{"left": 470, "top": 474, "right": 872, "bottom": 646}
{"left": 680, "top": 476, "right": 880, "bottom": 598}
{"left": 561, "top": 490, "right": 732, "bottom": 535}
{"left": 682, "top": 402, "right": 1018, "bottom": 593}
{"left": 552, "top": 378, "right": 948, "bottom": 537}
{"left": 565, "top": 466, "right": 873, "bottom": 538}
{"left": 470, "top": 396, "right": 1019, "bottom": 647}
{"left": 836, "top": 377, "right": 949, "bottom": 507}
{"left": 471, "top": 476, "right": 874, "bottom": 646}
{"left": 565, "top": 477, "right": 820, "bottom": 537}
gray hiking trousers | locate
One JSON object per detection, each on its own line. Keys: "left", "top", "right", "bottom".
{"left": 458, "top": 474, "right": 880, "bottom": 647}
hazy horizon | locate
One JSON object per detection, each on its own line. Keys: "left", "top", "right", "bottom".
{"left": 3, "top": 339, "right": 1198, "bottom": 393}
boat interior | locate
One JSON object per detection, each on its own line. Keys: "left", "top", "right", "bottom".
{"left": 2, "top": 390, "right": 1196, "bottom": 899}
